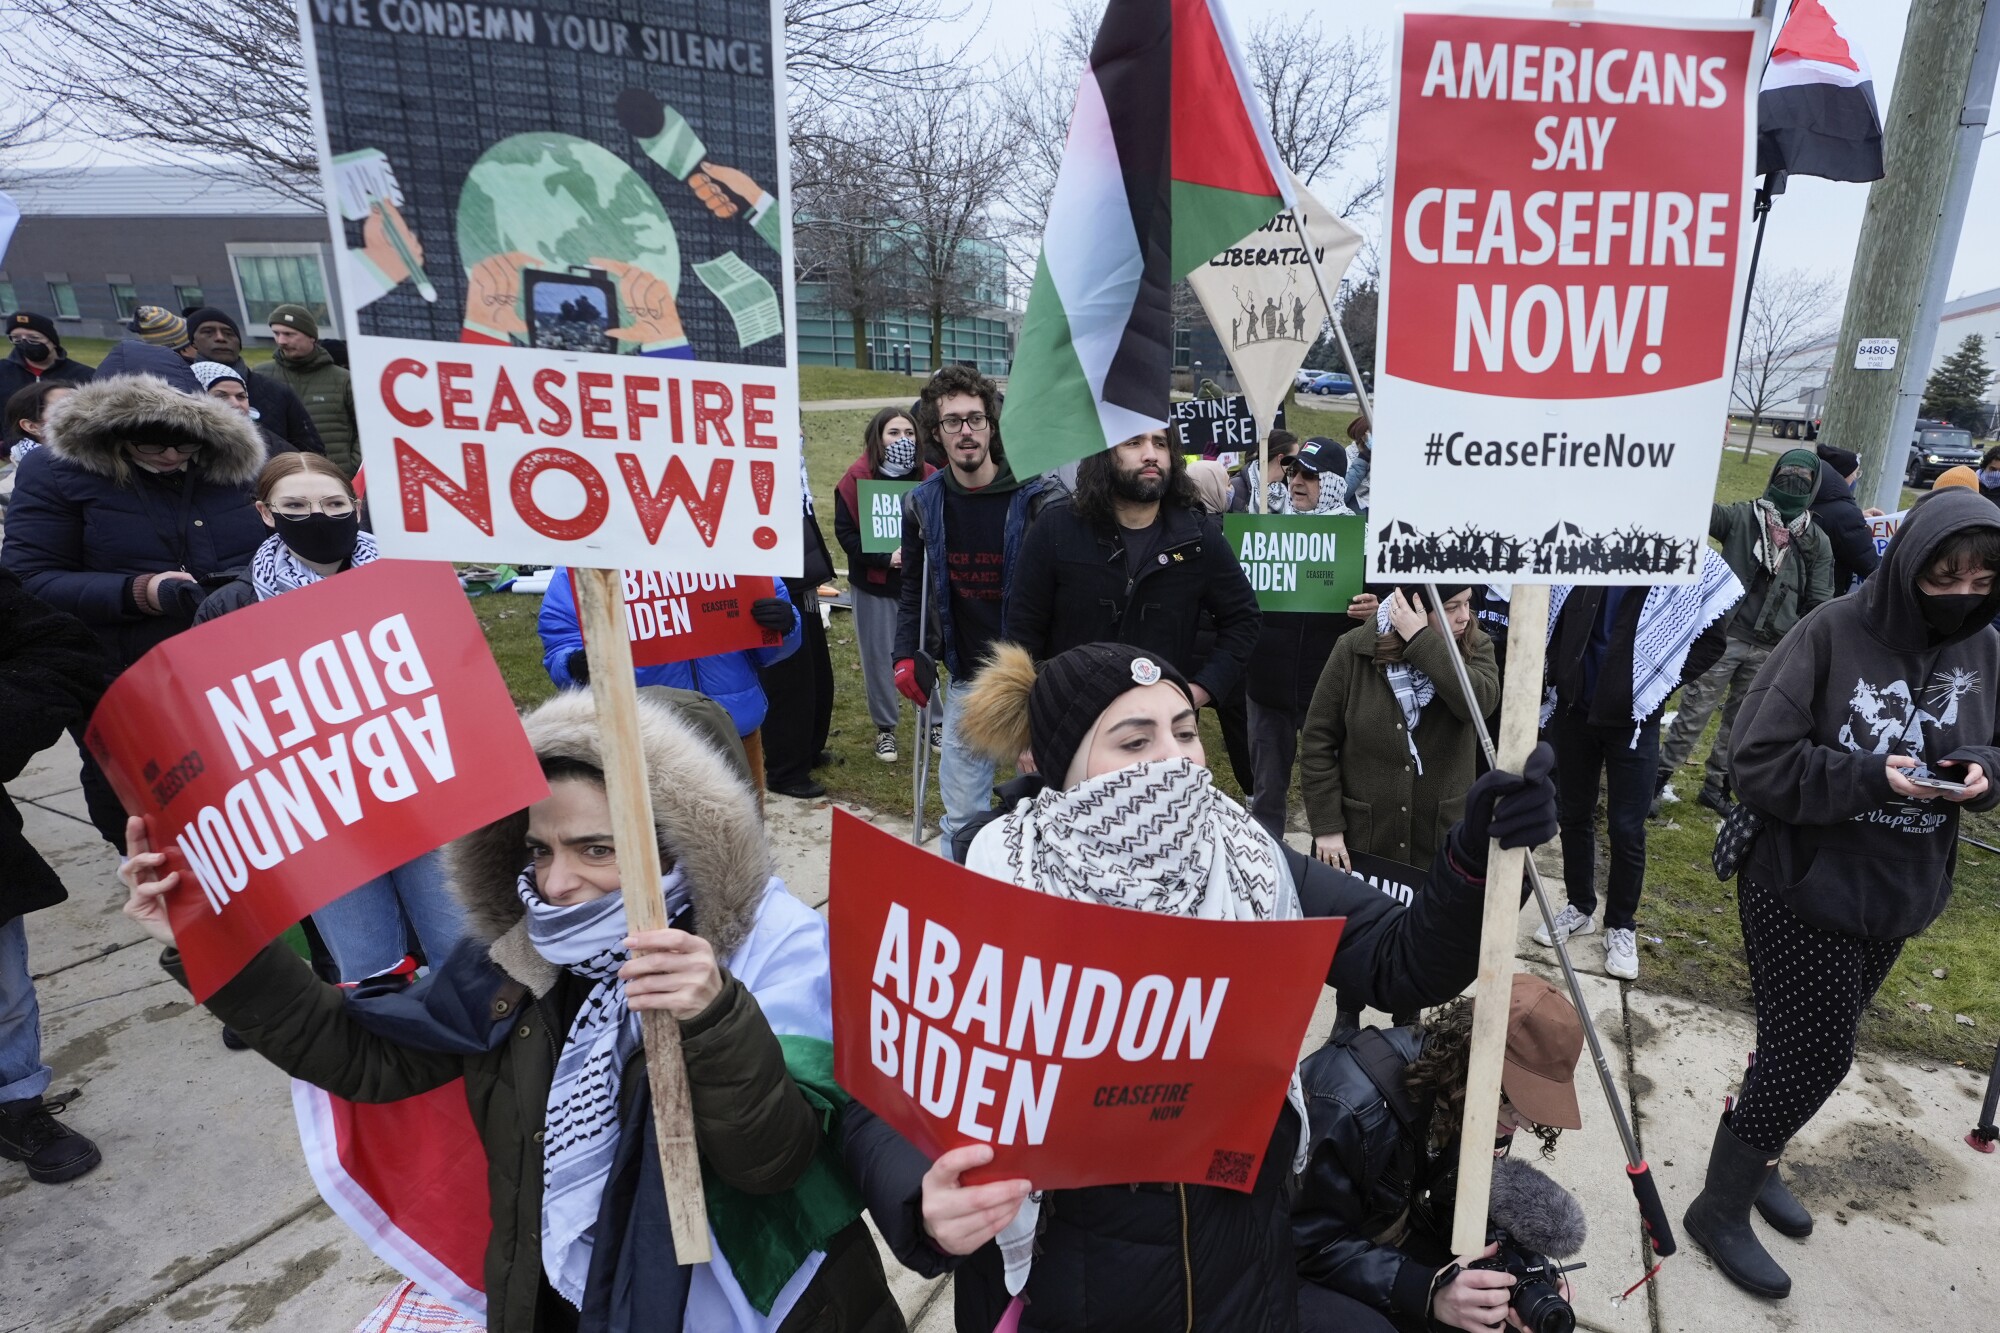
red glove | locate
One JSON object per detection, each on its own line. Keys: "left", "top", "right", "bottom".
{"left": 894, "top": 658, "right": 929, "bottom": 707}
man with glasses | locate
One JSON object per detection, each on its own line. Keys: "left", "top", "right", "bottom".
{"left": 893, "top": 365, "right": 1056, "bottom": 859}
{"left": 0, "top": 312, "right": 96, "bottom": 403}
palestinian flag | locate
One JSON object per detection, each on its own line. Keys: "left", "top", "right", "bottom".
{"left": 1757, "top": 0, "right": 1884, "bottom": 183}
{"left": 1004, "top": 0, "right": 1292, "bottom": 479}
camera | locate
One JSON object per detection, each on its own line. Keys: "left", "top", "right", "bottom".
{"left": 1469, "top": 1229, "right": 1577, "bottom": 1333}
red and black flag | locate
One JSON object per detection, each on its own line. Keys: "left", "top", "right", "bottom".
{"left": 1756, "top": 0, "right": 1884, "bottom": 183}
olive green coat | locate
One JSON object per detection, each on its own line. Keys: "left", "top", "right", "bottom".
{"left": 1298, "top": 621, "right": 1500, "bottom": 867}
{"left": 264, "top": 345, "right": 360, "bottom": 476}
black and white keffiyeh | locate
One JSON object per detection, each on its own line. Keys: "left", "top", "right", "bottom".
{"left": 1376, "top": 600, "right": 1435, "bottom": 775}
{"left": 249, "top": 529, "right": 379, "bottom": 601}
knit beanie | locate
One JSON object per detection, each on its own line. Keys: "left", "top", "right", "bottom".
{"left": 129, "top": 306, "right": 190, "bottom": 349}
{"left": 1815, "top": 443, "right": 1860, "bottom": 478}
{"left": 1028, "top": 643, "right": 1194, "bottom": 783}
{"left": 7, "top": 310, "right": 62, "bottom": 351}
{"left": 185, "top": 306, "right": 242, "bottom": 338}
{"left": 269, "top": 304, "right": 320, "bottom": 340}
{"left": 189, "top": 361, "right": 245, "bottom": 392}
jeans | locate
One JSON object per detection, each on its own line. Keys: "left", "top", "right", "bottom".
{"left": 936, "top": 676, "right": 996, "bottom": 863}
{"left": 1550, "top": 709, "right": 1658, "bottom": 931}
{"left": 1246, "top": 696, "right": 1304, "bottom": 842}
{"left": 852, "top": 590, "right": 904, "bottom": 732}
{"left": 310, "top": 849, "right": 468, "bottom": 983}
{"left": 0, "top": 917, "right": 51, "bottom": 1103}
{"left": 1657, "top": 637, "right": 1769, "bottom": 792}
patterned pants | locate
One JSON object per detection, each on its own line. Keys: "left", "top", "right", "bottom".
{"left": 1730, "top": 875, "right": 1904, "bottom": 1154}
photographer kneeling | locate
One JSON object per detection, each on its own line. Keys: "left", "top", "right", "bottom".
{"left": 1294, "top": 977, "right": 1586, "bottom": 1333}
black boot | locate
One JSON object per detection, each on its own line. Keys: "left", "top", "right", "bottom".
{"left": 0, "top": 1095, "right": 103, "bottom": 1183}
{"left": 1685, "top": 1116, "right": 1792, "bottom": 1298}
{"left": 1755, "top": 1163, "right": 1813, "bottom": 1238}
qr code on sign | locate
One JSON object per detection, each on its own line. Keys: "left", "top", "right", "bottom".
{"left": 1205, "top": 1149, "right": 1256, "bottom": 1186}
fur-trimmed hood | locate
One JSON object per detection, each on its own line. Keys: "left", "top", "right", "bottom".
{"left": 449, "top": 690, "right": 774, "bottom": 994}
{"left": 43, "top": 374, "right": 266, "bottom": 487}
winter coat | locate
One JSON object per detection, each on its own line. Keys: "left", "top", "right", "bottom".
{"left": 0, "top": 571, "right": 108, "bottom": 928}
{"left": 1247, "top": 611, "right": 1347, "bottom": 716}
{"left": 857, "top": 790, "right": 1509, "bottom": 1333}
{"left": 1731, "top": 488, "right": 2000, "bottom": 939}
{"left": 0, "top": 376, "right": 269, "bottom": 671}
{"left": 1003, "top": 496, "right": 1263, "bottom": 704}
{"left": 1810, "top": 460, "right": 1882, "bottom": 593}
{"left": 1299, "top": 622, "right": 1500, "bottom": 867}
{"left": 1547, "top": 586, "right": 1730, "bottom": 734}
{"left": 0, "top": 347, "right": 95, "bottom": 402}
{"left": 537, "top": 567, "right": 800, "bottom": 736}
{"left": 263, "top": 345, "right": 359, "bottom": 474}
{"left": 833, "top": 455, "right": 933, "bottom": 603}
{"left": 893, "top": 468, "right": 1055, "bottom": 678}
{"left": 240, "top": 368, "right": 326, "bottom": 456}
{"left": 1710, "top": 468, "right": 1835, "bottom": 646}
{"left": 165, "top": 691, "right": 902, "bottom": 1333}
{"left": 92, "top": 339, "right": 201, "bottom": 394}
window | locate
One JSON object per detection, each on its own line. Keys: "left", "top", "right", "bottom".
{"left": 47, "top": 282, "right": 79, "bottom": 319}
{"left": 227, "top": 248, "right": 331, "bottom": 329}
{"left": 175, "top": 285, "right": 204, "bottom": 311}
{"left": 110, "top": 283, "right": 138, "bottom": 320}
{"left": 0, "top": 278, "right": 15, "bottom": 312}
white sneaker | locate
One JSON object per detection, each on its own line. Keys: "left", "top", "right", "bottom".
{"left": 1533, "top": 904, "right": 1597, "bottom": 947}
{"left": 875, "top": 730, "right": 898, "bottom": 763}
{"left": 1604, "top": 927, "right": 1640, "bottom": 981}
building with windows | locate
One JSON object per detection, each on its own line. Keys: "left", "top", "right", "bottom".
{"left": 0, "top": 165, "right": 339, "bottom": 341}
{"left": 795, "top": 232, "right": 1019, "bottom": 377}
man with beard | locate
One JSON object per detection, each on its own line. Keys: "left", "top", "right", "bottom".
{"left": 1005, "top": 428, "right": 1261, "bottom": 714}
{"left": 182, "top": 308, "right": 324, "bottom": 457}
{"left": 0, "top": 313, "right": 95, "bottom": 402}
{"left": 894, "top": 365, "right": 1058, "bottom": 859}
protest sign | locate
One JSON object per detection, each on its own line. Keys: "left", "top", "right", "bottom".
{"left": 1224, "top": 514, "right": 1367, "bottom": 612}
{"left": 858, "top": 480, "right": 917, "bottom": 555}
{"left": 1170, "top": 395, "right": 1283, "bottom": 456}
{"left": 1347, "top": 852, "right": 1430, "bottom": 910}
{"left": 1366, "top": 7, "right": 1762, "bottom": 584}
{"left": 1868, "top": 509, "right": 1905, "bottom": 558}
{"left": 594, "top": 569, "right": 783, "bottom": 667}
{"left": 829, "top": 811, "right": 1343, "bottom": 1192}
{"left": 298, "top": 0, "right": 800, "bottom": 576}
{"left": 84, "top": 561, "right": 547, "bottom": 1000}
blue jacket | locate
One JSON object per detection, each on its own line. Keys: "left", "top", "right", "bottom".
{"left": 892, "top": 469, "right": 1054, "bottom": 677}
{"left": 538, "top": 568, "right": 800, "bottom": 736}
{"left": 92, "top": 338, "right": 203, "bottom": 395}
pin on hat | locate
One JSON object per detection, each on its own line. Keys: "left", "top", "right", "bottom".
{"left": 1130, "top": 656, "right": 1162, "bottom": 686}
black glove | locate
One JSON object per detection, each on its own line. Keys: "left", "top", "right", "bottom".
{"left": 566, "top": 648, "right": 591, "bottom": 686}
{"left": 161, "top": 577, "right": 207, "bottom": 618}
{"left": 751, "top": 596, "right": 794, "bottom": 633}
{"left": 1451, "top": 741, "right": 1558, "bottom": 871}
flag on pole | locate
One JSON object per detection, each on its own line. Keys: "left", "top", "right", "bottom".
{"left": 1003, "top": 0, "right": 1293, "bottom": 479}
{"left": 1756, "top": 0, "right": 1884, "bottom": 183}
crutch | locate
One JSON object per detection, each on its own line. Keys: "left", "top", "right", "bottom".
{"left": 1967, "top": 1036, "right": 2000, "bottom": 1153}
{"left": 1424, "top": 583, "right": 1678, "bottom": 1271}
{"left": 911, "top": 565, "right": 934, "bottom": 846}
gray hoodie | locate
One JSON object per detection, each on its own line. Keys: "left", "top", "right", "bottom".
{"left": 1729, "top": 488, "right": 2000, "bottom": 938}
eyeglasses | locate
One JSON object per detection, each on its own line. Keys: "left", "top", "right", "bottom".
{"left": 269, "top": 497, "right": 356, "bottom": 518}
{"left": 938, "top": 413, "right": 990, "bottom": 434}
{"left": 130, "top": 441, "right": 203, "bottom": 457}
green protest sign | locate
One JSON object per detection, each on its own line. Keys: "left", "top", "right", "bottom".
{"left": 859, "top": 481, "right": 918, "bottom": 554}
{"left": 1224, "top": 514, "right": 1367, "bottom": 612}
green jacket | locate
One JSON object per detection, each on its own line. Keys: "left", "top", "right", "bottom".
{"left": 265, "top": 345, "right": 359, "bottom": 476}
{"left": 1710, "top": 501, "right": 1835, "bottom": 646}
{"left": 1298, "top": 621, "right": 1500, "bottom": 867}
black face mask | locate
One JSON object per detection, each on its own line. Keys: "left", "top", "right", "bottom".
{"left": 275, "top": 510, "right": 361, "bottom": 565}
{"left": 1917, "top": 590, "right": 1987, "bottom": 638}
{"left": 16, "top": 341, "right": 54, "bottom": 364}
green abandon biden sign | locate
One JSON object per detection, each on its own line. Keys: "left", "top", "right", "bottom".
{"left": 858, "top": 480, "right": 918, "bottom": 555}
{"left": 1224, "top": 514, "right": 1366, "bottom": 612}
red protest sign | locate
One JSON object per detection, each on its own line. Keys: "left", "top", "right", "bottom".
{"left": 85, "top": 560, "right": 548, "bottom": 1000}
{"left": 614, "top": 569, "right": 784, "bottom": 668}
{"left": 829, "top": 811, "right": 1343, "bottom": 1192}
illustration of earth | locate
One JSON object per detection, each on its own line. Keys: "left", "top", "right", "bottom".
{"left": 456, "top": 133, "right": 680, "bottom": 297}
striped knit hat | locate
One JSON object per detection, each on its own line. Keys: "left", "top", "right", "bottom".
{"left": 129, "top": 305, "right": 190, "bottom": 349}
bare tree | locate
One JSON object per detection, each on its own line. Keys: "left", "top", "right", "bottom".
{"left": 1732, "top": 267, "right": 1840, "bottom": 457}
{"left": 785, "top": 0, "right": 984, "bottom": 151}
{"left": 1246, "top": 17, "right": 1388, "bottom": 216}
{"left": 794, "top": 129, "right": 910, "bottom": 369}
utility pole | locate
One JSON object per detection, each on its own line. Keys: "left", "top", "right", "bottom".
{"left": 1820, "top": 0, "right": 1999, "bottom": 514}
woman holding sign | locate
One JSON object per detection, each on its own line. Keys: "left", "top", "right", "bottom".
{"left": 843, "top": 640, "right": 1557, "bottom": 1332}
{"left": 119, "top": 690, "right": 901, "bottom": 1331}
{"left": 834, "top": 408, "right": 933, "bottom": 764}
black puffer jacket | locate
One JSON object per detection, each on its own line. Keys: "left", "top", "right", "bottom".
{"left": 1246, "top": 610, "right": 1347, "bottom": 715}
{"left": 1810, "top": 459, "right": 1881, "bottom": 593}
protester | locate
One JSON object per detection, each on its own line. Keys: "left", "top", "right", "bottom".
{"left": 1300, "top": 585, "right": 1499, "bottom": 1030}
{"left": 1933, "top": 465, "right": 1980, "bottom": 492}
{"left": 0, "top": 571, "right": 109, "bottom": 1184}
{"left": 262, "top": 304, "right": 360, "bottom": 476}
{"left": 892, "top": 365, "right": 1056, "bottom": 857}
{"left": 834, "top": 408, "right": 933, "bottom": 763}
{"left": 118, "top": 690, "right": 900, "bottom": 1330}
{"left": 1689, "top": 489, "right": 2000, "bottom": 1299}
{"left": 4, "top": 380, "right": 76, "bottom": 458}
{"left": 1533, "top": 553, "right": 1738, "bottom": 980}
{"left": 1980, "top": 445, "right": 2000, "bottom": 507}
{"left": 1657, "top": 451, "right": 1834, "bottom": 815}
{"left": 760, "top": 465, "right": 838, "bottom": 800}
{"left": 188, "top": 361, "right": 300, "bottom": 457}
{"left": 1185, "top": 458, "right": 1231, "bottom": 515}
{"left": 192, "top": 453, "right": 467, "bottom": 983}
{"left": 1811, "top": 443, "right": 1882, "bottom": 591}
{"left": 1343, "top": 415, "right": 1373, "bottom": 518}
{"left": 1228, "top": 427, "right": 1299, "bottom": 513}
{"left": 843, "top": 640, "right": 1560, "bottom": 1332}
{"left": 0, "top": 376, "right": 268, "bottom": 849}
{"left": 92, "top": 306, "right": 203, "bottom": 394}
{"left": 1185, "top": 459, "right": 1257, "bottom": 793}
{"left": 538, "top": 567, "right": 800, "bottom": 794}
{"left": 1, "top": 311, "right": 95, "bottom": 402}
{"left": 1293, "top": 976, "right": 1585, "bottom": 1333}
{"left": 184, "top": 306, "right": 326, "bottom": 456}
{"left": 1004, "top": 431, "right": 1262, "bottom": 709}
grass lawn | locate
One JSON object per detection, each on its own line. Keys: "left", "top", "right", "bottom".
{"left": 799, "top": 366, "right": 931, "bottom": 401}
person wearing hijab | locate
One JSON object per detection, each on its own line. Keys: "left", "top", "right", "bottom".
{"left": 843, "top": 640, "right": 1560, "bottom": 1332}
{"left": 118, "top": 690, "right": 901, "bottom": 1331}
{"left": 835, "top": 407, "right": 934, "bottom": 764}
{"left": 1688, "top": 489, "right": 2000, "bottom": 1300}
{"left": 1184, "top": 459, "right": 1231, "bottom": 515}
{"left": 1656, "top": 449, "right": 1834, "bottom": 816}
{"left": 188, "top": 360, "right": 303, "bottom": 458}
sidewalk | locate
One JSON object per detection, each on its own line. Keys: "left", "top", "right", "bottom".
{"left": 4, "top": 744, "right": 1993, "bottom": 1331}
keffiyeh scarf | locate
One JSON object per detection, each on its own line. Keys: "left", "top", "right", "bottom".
{"left": 1376, "top": 601, "right": 1436, "bottom": 775}
{"left": 1750, "top": 498, "right": 1812, "bottom": 577}
{"left": 249, "top": 528, "right": 379, "bottom": 601}
{"left": 1282, "top": 474, "right": 1350, "bottom": 516}
{"left": 519, "top": 866, "right": 691, "bottom": 1308}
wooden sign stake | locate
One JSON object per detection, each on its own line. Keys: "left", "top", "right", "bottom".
{"left": 1449, "top": 581, "right": 1550, "bottom": 1256}
{"left": 572, "top": 565, "right": 712, "bottom": 1264}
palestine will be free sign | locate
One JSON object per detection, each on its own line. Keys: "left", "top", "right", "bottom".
{"left": 1367, "top": 7, "right": 1760, "bottom": 585}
